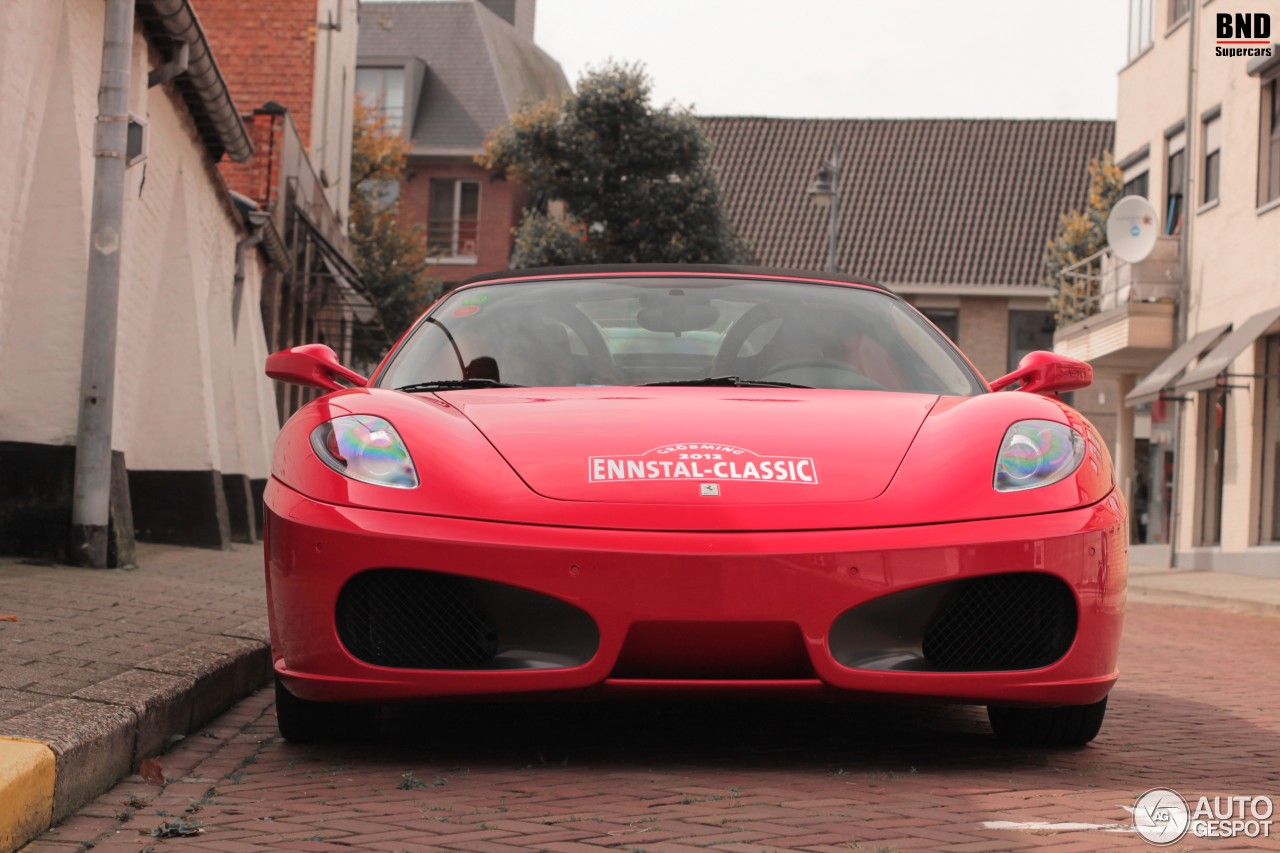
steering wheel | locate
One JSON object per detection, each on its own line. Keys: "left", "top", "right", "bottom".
{"left": 761, "top": 357, "right": 886, "bottom": 391}
{"left": 542, "top": 304, "right": 630, "bottom": 385}
{"left": 711, "top": 304, "right": 780, "bottom": 376}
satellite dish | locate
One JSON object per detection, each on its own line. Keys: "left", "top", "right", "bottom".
{"left": 1107, "top": 195, "right": 1159, "bottom": 263}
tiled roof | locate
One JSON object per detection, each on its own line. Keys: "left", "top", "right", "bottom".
{"left": 359, "top": 1, "right": 569, "bottom": 156}
{"left": 700, "top": 117, "right": 1114, "bottom": 289}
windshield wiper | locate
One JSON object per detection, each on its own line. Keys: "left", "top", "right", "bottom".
{"left": 641, "top": 375, "right": 813, "bottom": 389}
{"left": 395, "top": 379, "right": 525, "bottom": 392}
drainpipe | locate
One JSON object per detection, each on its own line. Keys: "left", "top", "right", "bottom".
{"left": 1167, "top": 4, "right": 1198, "bottom": 568}
{"left": 70, "top": 0, "right": 135, "bottom": 568}
{"left": 232, "top": 210, "right": 270, "bottom": 338}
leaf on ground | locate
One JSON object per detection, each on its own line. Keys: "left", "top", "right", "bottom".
{"left": 151, "top": 817, "right": 204, "bottom": 838}
{"left": 139, "top": 757, "right": 165, "bottom": 786}
{"left": 0, "top": 615, "right": 17, "bottom": 622}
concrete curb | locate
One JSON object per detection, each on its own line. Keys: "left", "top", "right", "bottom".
{"left": 1127, "top": 565, "right": 1280, "bottom": 619}
{"left": 1127, "top": 583, "right": 1280, "bottom": 618}
{"left": 0, "top": 738, "right": 54, "bottom": 853}
{"left": 0, "top": 633, "right": 270, "bottom": 852}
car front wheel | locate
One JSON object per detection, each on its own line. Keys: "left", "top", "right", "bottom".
{"left": 987, "top": 696, "right": 1107, "bottom": 747}
{"left": 274, "top": 676, "right": 375, "bottom": 743}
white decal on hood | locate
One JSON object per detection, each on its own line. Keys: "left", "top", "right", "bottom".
{"left": 588, "top": 443, "right": 818, "bottom": 484}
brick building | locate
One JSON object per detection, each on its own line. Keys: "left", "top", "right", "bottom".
{"left": 199, "top": 0, "right": 356, "bottom": 221}
{"left": 357, "top": 0, "right": 570, "bottom": 294}
{"left": 199, "top": 0, "right": 379, "bottom": 418}
{"left": 699, "top": 117, "right": 1115, "bottom": 387}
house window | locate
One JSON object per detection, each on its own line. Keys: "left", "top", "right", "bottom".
{"left": 1007, "top": 310, "right": 1055, "bottom": 372}
{"left": 1165, "top": 130, "right": 1186, "bottom": 234}
{"left": 1123, "top": 169, "right": 1150, "bottom": 199}
{"left": 920, "top": 308, "right": 958, "bottom": 344}
{"left": 1169, "top": 0, "right": 1190, "bottom": 27}
{"left": 428, "top": 179, "right": 480, "bottom": 257}
{"left": 1202, "top": 112, "right": 1221, "bottom": 205}
{"left": 1260, "top": 334, "right": 1280, "bottom": 542}
{"left": 355, "top": 67, "right": 406, "bottom": 132}
{"left": 1128, "top": 0, "right": 1153, "bottom": 61}
{"left": 1259, "top": 76, "right": 1280, "bottom": 206}
{"left": 1197, "top": 387, "right": 1228, "bottom": 545}
{"left": 1122, "top": 150, "right": 1150, "bottom": 198}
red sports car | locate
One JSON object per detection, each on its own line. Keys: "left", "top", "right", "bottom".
{"left": 264, "top": 266, "right": 1126, "bottom": 746}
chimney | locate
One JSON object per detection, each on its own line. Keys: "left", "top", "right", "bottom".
{"left": 476, "top": 0, "right": 536, "bottom": 40}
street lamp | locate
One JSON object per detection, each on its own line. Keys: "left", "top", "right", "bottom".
{"left": 807, "top": 142, "right": 840, "bottom": 273}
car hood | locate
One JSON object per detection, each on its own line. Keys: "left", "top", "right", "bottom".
{"left": 442, "top": 388, "right": 939, "bottom": 505}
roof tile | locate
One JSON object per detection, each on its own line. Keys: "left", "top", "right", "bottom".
{"left": 359, "top": 1, "right": 569, "bottom": 155}
{"left": 700, "top": 117, "right": 1114, "bottom": 288}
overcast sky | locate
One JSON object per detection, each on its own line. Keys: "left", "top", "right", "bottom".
{"left": 533, "top": 0, "right": 1126, "bottom": 119}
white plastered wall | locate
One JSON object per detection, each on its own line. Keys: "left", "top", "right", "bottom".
{"left": 1118, "top": 2, "right": 1280, "bottom": 557}
{"left": 0, "top": 0, "right": 279, "bottom": 482}
{"left": 0, "top": 0, "right": 98, "bottom": 446}
{"left": 310, "top": 0, "right": 359, "bottom": 228}
{"left": 1178, "top": 1, "right": 1280, "bottom": 553}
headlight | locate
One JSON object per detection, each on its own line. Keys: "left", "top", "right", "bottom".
{"left": 310, "top": 415, "right": 418, "bottom": 488}
{"left": 994, "top": 420, "right": 1084, "bottom": 492}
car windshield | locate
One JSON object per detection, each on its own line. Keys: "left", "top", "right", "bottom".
{"left": 376, "top": 276, "right": 985, "bottom": 396}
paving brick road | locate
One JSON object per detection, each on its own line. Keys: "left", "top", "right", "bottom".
{"left": 24, "top": 603, "right": 1280, "bottom": 852}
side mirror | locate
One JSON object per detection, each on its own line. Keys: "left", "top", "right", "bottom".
{"left": 265, "top": 344, "right": 367, "bottom": 392}
{"left": 989, "top": 350, "right": 1092, "bottom": 396}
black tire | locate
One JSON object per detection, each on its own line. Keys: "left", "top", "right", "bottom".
{"left": 987, "top": 696, "right": 1107, "bottom": 747}
{"left": 274, "top": 676, "right": 375, "bottom": 743}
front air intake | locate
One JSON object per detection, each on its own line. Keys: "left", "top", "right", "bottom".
{"left": 336, "top": 569, "right": 599, "bottom": 670}
{"left": 829, "top": 572, "right": 1077, "bottom": 672}
{"left": 921, "top": 573, "right": 1077, "bottom": 671}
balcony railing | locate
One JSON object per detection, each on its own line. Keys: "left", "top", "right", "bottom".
{"left": 274, "top": 114, "right": 349, "bottom": 257}
{"left": 1057, "top": 236, "right": 1181, "bottom": 322}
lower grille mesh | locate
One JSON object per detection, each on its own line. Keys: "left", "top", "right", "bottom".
{"left": 921, "top": 573, "right": 1076, "bottom": 671}
{"left": 337, "top": 570, "right": 498, "bottom": 669}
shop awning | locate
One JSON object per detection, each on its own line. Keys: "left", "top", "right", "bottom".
{"left": 1124, "top": 323, "right": 1230, "bottom": 406}
{"left": 1173, "top": 306, "right": 1280, "bottom": 393}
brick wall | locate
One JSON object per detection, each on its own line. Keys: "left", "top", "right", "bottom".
{"left": 217, "top": 112, "right": 281, "bottom": 205}
{"left": 196, "top": 0, "right": 319, "bottom": 149}
{"left": 400, "top": 157, "right": 528, "bottom": 288}
{"left": 957, "top": 296, "right": 1010, "bottom": 383}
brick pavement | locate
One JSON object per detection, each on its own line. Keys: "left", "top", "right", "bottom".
{"left": 0, "top": 542, "right": 267, "bottom": 725}
{"left": 26, "top": 602, "right": 1280, "bottom": 851}
{"left": 0, "top": 542, "right": 270, "bottom": 841}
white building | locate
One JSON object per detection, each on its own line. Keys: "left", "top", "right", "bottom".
{"left": 1055, "top": 0, "right": 1280, "bottom": 576}
{"left": 0, "top": 0, "right": 282, "bottom": 562}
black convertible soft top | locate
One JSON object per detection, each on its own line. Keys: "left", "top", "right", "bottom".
{"left": 459, "top": 264, "right": 891, "bottom": 294}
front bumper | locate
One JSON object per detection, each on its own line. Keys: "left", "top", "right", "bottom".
{"left": 265, "top": 479, "right": 1126, "bottom": 706}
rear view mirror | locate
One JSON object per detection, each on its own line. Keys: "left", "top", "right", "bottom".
{"left": 989, "top": 350, "right": 1092, "bottom": 396}
{"left": 636, "top": 289, "right": 720, "bottom": 333}
{"left": 265, "top": 344, "right": 367, "bottom": 392}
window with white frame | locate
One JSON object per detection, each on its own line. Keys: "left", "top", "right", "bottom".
{"left": 1259, "top": 75, "right": 1280, "bottom": 206}
{"left": 1165, "top": 128, "right": 1186, "bottom": 234}
{"left": 428, "top": 179, "right": 480, "bottom": 258}
{"left": 1123, "top": 158, "right": 1150, "bottom": 199}
{"left": 1260, "top": 334, "right": 1280, "bottom": 542}
{"left": 1197, "top": 387, "right": 1228, "bottom": 545}
{"left": 1202, "top": 110, "right": 1221, "bottom": 206}
{"left": 1129, "top": 0, "right": 1153, "bottom": 61}
{"left": 355, "top": 67, "right": 406, "bottom": 132}
{"left": 1169, "top": 0, "right": 1190, "bottom": 27}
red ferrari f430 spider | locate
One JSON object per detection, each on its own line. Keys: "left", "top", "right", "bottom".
{"left": 264, "top": 266, "right": 1125, "bottom": 746}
